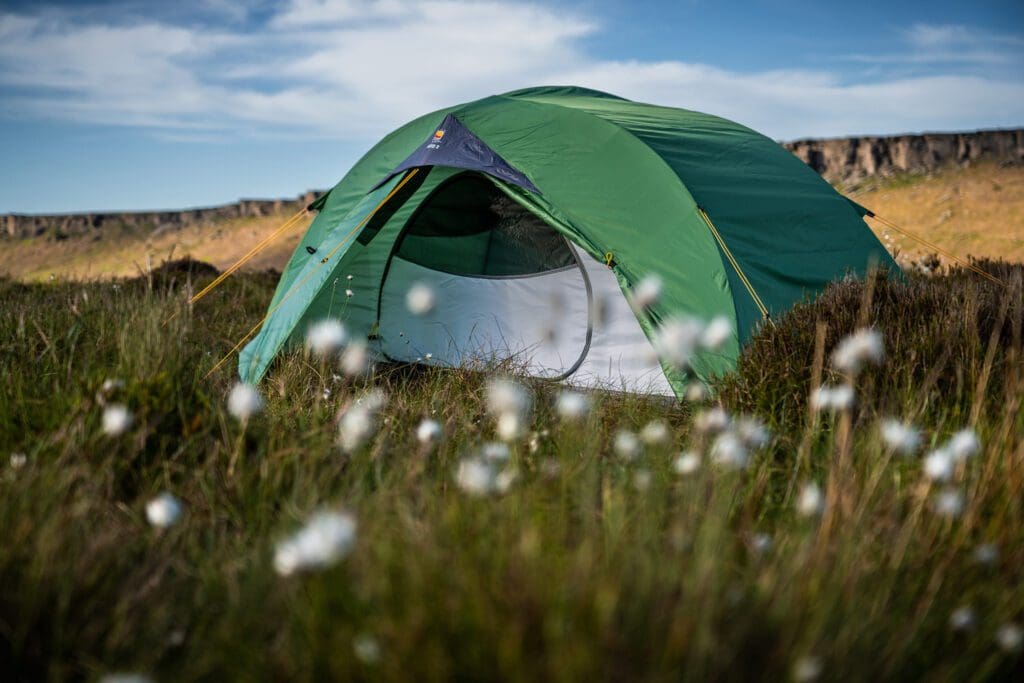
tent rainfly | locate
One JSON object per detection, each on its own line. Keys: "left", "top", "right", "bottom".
{"left": 237, "top": 86, "right": 896, "bottom": 397}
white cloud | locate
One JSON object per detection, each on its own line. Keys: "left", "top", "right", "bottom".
{"left": 0, "top": 4, "right": 1020, "bottom": 141}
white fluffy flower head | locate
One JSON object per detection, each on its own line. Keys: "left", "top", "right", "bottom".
{"left": 274, "top": 510, "right": 357, "bottom": 576}
{"left": 710, "top": 431, "right": 747, "bottom": 469}
{"left": 145, "top": 492, "right": 183, "bottom": 529}
{"left": 923, "top": 449, "right": 954, "bottom": 482}
{"left": 102, "top": 403, "right": 133, "bottom": 436}
{"left": 485, "top": 377, "right": 531, "bottom": 418}
{"left": 613, "top": 430, "right": 642, "bottom": 461}
{"left": 701, "top": 316, "right": 733, "bottom": 351}
{"left": 879, "top": 419, "right": 921, "bottom": 455}
{"left": 416, "top": 418, "right": 443, "bottom": 446}
{"left": 831, "top": 328, "right": 884, "bottom": 374}
{"left": 228, "top": 383, "right": 263, "bottom": 421}
{"left": 640, "top": 420, "right": 670, "bottom": 446}
{"left": 630, "top": 274, "right": 663, "bottom": 311}
{"left": 405, "top": 282, "right": 436, "bottom": 316}
{"left": 810, "top": 384, "right": 854, "bottom": 412}
{"left": 555, "top": 391, "right": 590, "bottom": 421}
{"left": 673, "top": 451, "right": 700, "bottom": 475}
{"left": 797, "top": 482, "right": 825, "bottom": 517}
{"left": 306, "top": 319, "right": 346, "bottom": 356}
{"left": 456, "top": 457, "right": 497, "bottom": 496}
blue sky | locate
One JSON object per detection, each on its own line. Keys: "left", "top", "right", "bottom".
{"left": 1, "top": 0, "right": 1022, "bottom": 213}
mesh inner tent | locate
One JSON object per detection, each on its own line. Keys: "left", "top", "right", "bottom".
{"left": 394, "top": 173, "right": 575, "bottom": 277}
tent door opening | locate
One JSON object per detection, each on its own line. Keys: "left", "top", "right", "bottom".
{"left": 378, "top": 172, "right": 593, "bottom": 379}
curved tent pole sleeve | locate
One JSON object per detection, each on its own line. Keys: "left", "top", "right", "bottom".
{"left": 697, "top": 206, "right": 771, "bottom": 320}
{"left": 202, "top": 168, "right": 422, "bottom": 381}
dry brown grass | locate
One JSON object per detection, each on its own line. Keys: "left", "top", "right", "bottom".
{"left": 0, "top": 212, "right": 311, "bottom": 282}
{"left": 852, "top": 161, "right": 1024, "bottom": 264}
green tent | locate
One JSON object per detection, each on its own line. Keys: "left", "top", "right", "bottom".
{"left": 238, "top": 86, "right": 894, "bottom": 396}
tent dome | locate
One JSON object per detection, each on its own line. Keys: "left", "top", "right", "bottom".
{"left": 239, "top": 86, "right": 895, "bottom": 396}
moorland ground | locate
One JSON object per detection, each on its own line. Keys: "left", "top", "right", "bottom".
{"left": 1, "top": 258, "right": 1022, "bottom": 680}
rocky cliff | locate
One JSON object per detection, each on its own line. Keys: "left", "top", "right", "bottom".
{"left": 783, "top": 128, "right": 1023, "bottom": 183}
{"left": 3, "top": 191, "right": 324, "bottom": 241}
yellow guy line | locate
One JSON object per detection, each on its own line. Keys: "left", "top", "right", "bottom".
{"left": 697, "top": 206, "right": 770, "bottom": 320}
{"left": 163, "top": 207, "right": 309, "bottom": 325}
{"left": 203, "top": 169, "right": 420, "bottom": 380}
{"left": 863, "top": 211, "right": 1005, "bottom": 287}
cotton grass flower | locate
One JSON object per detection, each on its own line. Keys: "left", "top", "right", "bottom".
{"left": 495, "top": 412, "right": 525, "bottom": 442}
{"left": 629, "top": 274, "right": 662, "bottom": 311}
{"left": 709, "top": 432, "right": 747, "bottom": 469}
{"left": 353, "top": 634, "right": 382, "bottom": 664}
{"left": 735, "top": 416, "right": 770, "bottom": 449}
{"left": 831, "top": 328, "right": 884, "bottom": 374}
{"left": 274, "top": 510, "right": 357, "bottom": 577}
{"left": 879, "top": 419, "right": 921, "bottom": 455}
{"left": 673, "top": 451, "right": 701, "bottom": 475}
{"left": 694, "top": 406, "right": 730, "bottom": 434}
{"left": 405, "top": 282, "right": 435, "bottom": 315}
{"left": 750, "top": 533, "right": 773, "bottom": 555}
{"left": 810, "top": 383, "right": 854, "bottom": 412}
{"left": 99, "top": 674, "right": 154, "bottom": 683}
{"left": 633, "top": 469, "right": 652, "bottom": 491}
{"left": 485, "top": 377, "right": 531, "bottom": 418}
{"left": 416, "top": 419, "right": 443, "bottom": 446}
{"left": 456, "top": 457, "right": 497, "bottom": 496}
{"left": 797, "top": 482, "right": 825, "bottom": 517}
{"left": 227, "top": 383, "right": 263, "bottom": 421}
{"left": 337, "top": 411, "right": 373, "bottom": 456}
{"left": 932, "top": 488, "right": 964, "bottom": 518}
{"left": 494, "top": 467, "right": 518, "bottom": 493}
{"left": 145, "top": 492, "right": 183, "bottom": 529}
{"left": 306, "top": 319, "right": 346, "bottom": 356}
{"left": 337, "top": 389, "right": 387, "bottom": 453}
{"left": 340, "top": 340, "right": 371, "bottom": 377}
{"left": 996, "top": 623, "right": 1024, "bottom": 652}
{"left": 651, "top": 317, "right": 704, "bottom": 370}
{"left": 555, "top": 391, "right": 589, "bottom": 421}
{"left": 946, "top": 428, "right": 980, "bottom": 460}
{"left": 684, "top": 382, "right": 708, "bottom": 403}
{"left": 700, "top": 315, "right": 733, "bottom": 350}
{"left": 9, "top": 452, "right": 27, "bottom": 469}
{"left": 792, "top": 655, "right": 823, "bottom": 682}
{"left": 949, "top": 606, "right": 976, "bottom": 632}
{"left": 102, "top": 403, "right": 133, "bottom": 436}
{"left": 481, "top": 441, "right": 511, "bottom": 462}
{"left": 640, "top": 420, "right": 670, "bottom": 446}
{"left": 972, "top": 543, "right": 999, "bottom": 566}
{"left": 923, "top": 449, "right": 954, "bottom": 482}
{"left": 613, "top": 430, "right": 642, "bottom": 461}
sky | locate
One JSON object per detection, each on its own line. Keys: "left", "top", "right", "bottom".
{"left": 1, "top": 0, "right": 1022, "bottom": 214}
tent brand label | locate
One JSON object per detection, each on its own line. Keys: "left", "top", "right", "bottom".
{"left": 427, "top": 129, "right": 445, "bottom": 150}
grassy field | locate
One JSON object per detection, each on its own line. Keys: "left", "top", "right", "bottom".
{"left": 1, "top": 259, "right": 1022, "bottom": 680}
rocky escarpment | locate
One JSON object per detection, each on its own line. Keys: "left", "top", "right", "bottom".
{"left": 784, "top": 128, "right": 1023, "bottom": 184}
{"left": 3, "top": 191, "right": 324, "bottom": 241}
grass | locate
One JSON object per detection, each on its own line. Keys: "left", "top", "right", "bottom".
{"left": 1, "top": 261, "right": 1023, "bottom": 681}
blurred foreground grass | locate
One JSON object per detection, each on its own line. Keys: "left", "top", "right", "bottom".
{"left": 0, "top": 261, "right": 1022, "bottom": 681}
